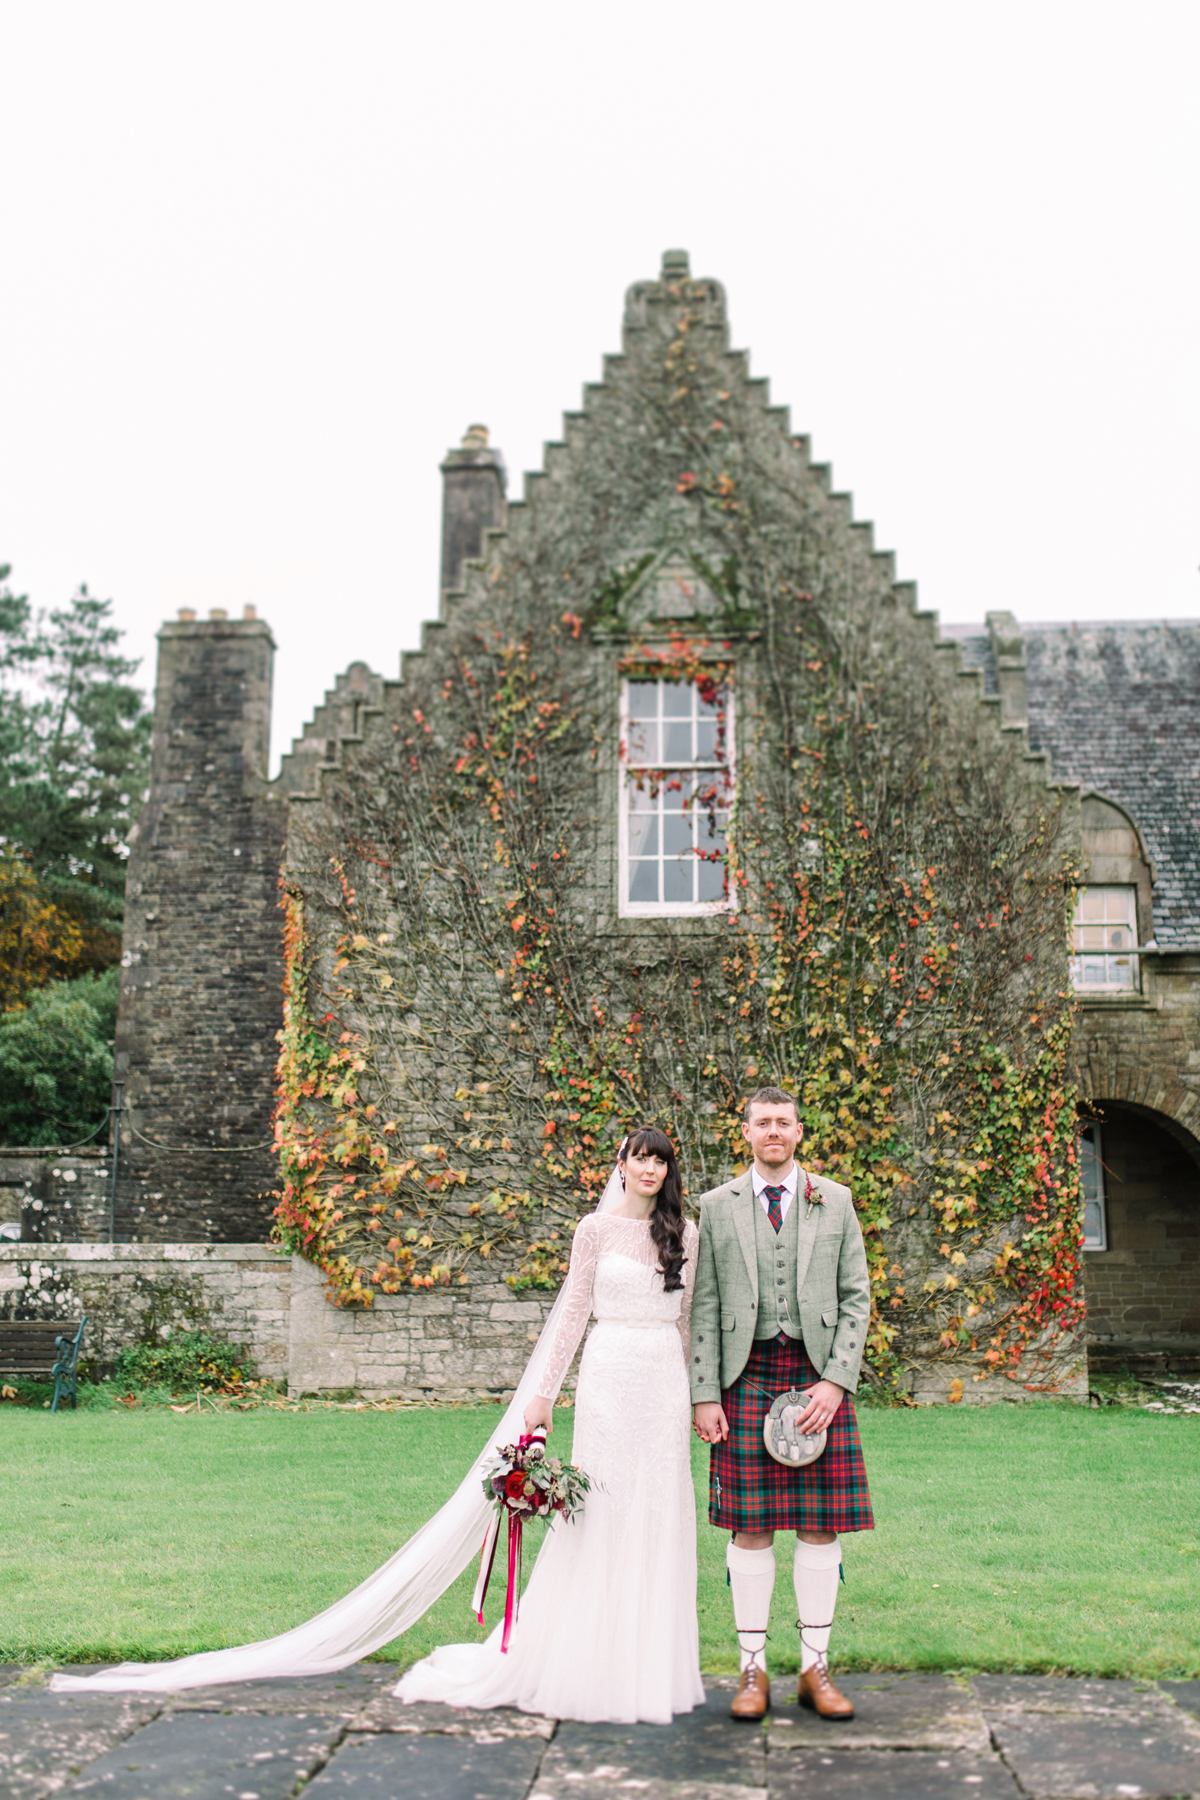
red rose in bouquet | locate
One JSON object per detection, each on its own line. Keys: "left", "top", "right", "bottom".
{"left": 504, "top": 1471, "right": 528, "bottom": 1503}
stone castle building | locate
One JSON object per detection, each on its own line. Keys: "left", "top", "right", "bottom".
{"left": 5, "top": 252, "right": 1197, "bottom": 1393}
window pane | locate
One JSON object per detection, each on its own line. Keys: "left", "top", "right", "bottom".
{"left": 695, "top": 718, "right": 717, "bottom": 760}
{"left": 662, "top": 720, "right": 692, "bottom": 762}
{"left": 663, "top": 857, "right": 693, "bottom": 902}
{"left": 662, "top": 681, "right": 692, "bottom": 717}
{"left": 1080, "top": 892, "right": 1105, "bottom": 920}
{"left": 626, "top": 719, "right": 657, "bottom": 764}
{"left": 663, "top": 811, "right": 693, "bottom": 855}
{"left": 628, "top": 812, "right": 658, "bottom": 857}
{"left": 628, "top": 681, "right": 658, "bottom": 719}
{"left": 629, "top": 860, "right": 659, "bottom": 904}
{"left": 1079, "top": 1125, "right": 1105, "bottom": 1249}
{"left": 697, "top": 856, "right": 726, "bottom": 902}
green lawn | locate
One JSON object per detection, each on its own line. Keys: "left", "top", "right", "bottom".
{"left": 2, "top": 1402, "right": 1197, "bottom": 1677}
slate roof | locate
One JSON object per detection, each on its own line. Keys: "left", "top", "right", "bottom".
{"left": 1021, "top": 622, "right": 1200, "bottom": 949}
{"left": 939, "top": 625, "right": 998, "bottom": 695}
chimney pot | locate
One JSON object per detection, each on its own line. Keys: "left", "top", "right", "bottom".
{"left": 177, "top": 608, "right": 196, "bottom": 622}
{"left": 209, "top": 608, "right": 228, "bottom": 621}
{"left": 242, "top": 604, "right": 257, "bottom": 620}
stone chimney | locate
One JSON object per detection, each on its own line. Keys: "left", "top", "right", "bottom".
{"left": 113, "top": 611, "right": 285, "bottom": 1241}
{"left": 439, "top": 424, "right": 506, "bottom": 593}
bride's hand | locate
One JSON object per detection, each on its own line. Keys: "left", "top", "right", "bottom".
{"left": 523, "top": 1396, "right": 554, "bottom": 1436}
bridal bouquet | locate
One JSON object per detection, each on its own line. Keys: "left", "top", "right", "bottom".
{"left": 482, "top": 1434, "right": 590, "bottom": 1522}
{"left": 473, "top": 1432, "right": 590, "bottom": 1651}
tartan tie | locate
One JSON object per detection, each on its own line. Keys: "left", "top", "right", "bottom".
{"left": 764, "top": 1184, "right": 785, "bottom": 1233}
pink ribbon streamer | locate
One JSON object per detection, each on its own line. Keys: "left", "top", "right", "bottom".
{"left": 500, "top": 1511, "right": 523, "bottom": 1653}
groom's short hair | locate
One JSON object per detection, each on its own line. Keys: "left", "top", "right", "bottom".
{"left": 743, "top": 1086, "right": 800, "bottom": 1123}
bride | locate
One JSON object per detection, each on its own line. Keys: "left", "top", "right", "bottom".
{"left": 396, "top": 1125, "right": 704, "bottom": 1723}
{"left": 51, "top": 1128, "right": 705, "bottom": 1725}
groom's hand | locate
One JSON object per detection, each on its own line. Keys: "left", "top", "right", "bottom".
{"left": 693, "top": 1402, "right": 729, "bottom": 1443}
{"left": 795, "top": 1378, "right": 846, "bottom": 1434}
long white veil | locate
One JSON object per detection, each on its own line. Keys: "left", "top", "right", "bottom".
{"left": 50, "top": 1166, "right": 627, "bottom": 1693}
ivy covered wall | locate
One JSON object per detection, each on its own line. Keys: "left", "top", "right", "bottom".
{"left": 274, "top": 252, "right": 1084, "bottom": 1399}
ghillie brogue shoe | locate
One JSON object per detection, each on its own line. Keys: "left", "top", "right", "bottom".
{"left": 730, "top": 1665, "right": 771, "bottom": 1720}
{"left": 797, "top": 1663, "right": 855, "bottom": 1718}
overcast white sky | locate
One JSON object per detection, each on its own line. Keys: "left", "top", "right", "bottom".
{"left": 1, "top": 2, "right": 1197, "bottom": 769}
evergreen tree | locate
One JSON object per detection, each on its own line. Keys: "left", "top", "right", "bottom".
{"left": 0, "top": 567, "right": 151, "bottom": 979}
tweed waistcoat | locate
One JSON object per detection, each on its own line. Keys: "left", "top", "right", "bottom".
{"left": 752, "top": 1180, "right": 803, "bottom": 1341}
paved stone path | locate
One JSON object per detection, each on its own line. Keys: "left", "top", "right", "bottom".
{"left": 3, "top": 1663, "right": 1199, "bottom": 1799}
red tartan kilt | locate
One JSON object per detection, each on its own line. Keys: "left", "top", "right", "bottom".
{"left": 710, "top": 1335, "right": 874, "bottom": 1534}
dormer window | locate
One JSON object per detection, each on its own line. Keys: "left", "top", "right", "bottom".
{"left": 1070, "top": 886, "right": 1139, "bottom": 992}
{"left": 619, "top": 677, "right": 733, "bottom": 916}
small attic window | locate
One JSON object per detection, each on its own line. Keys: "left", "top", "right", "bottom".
{"left": 619, "top": 677, "right": 734, "bottom": 917}
{"left": 1070, "top": 886, "right": 1138, "bottom": 992}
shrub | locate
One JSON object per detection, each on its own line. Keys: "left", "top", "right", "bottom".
{"left": 111, "top": 1331, "right": 249, "bottom": 1395}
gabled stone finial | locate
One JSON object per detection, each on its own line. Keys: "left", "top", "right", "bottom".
{"left": 661, "top": 248, "right": 690, "bottom": 281}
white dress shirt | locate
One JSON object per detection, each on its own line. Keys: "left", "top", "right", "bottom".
{"left": 752, "top": 1162, "right": 799, "bottom": 1224}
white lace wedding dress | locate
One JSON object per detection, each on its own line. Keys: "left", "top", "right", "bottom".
{"left": 394, "top": 1213, "right": 705, "bottom": 1724}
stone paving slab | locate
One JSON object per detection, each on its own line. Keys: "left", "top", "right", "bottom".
{"left": 1164, "top": 1682, "right": 1200, "bottom": 1721}
{"left": 543, "top": 1687, "right": 766, "bottom": 1789}
{"left": 987, "top": 1710, "right": 1200, "bottom": 1799}
{"left": 62, "top": 1710, "right": 340, "bottom": 1799}
{"left": 0, "top": 1689, "right": 162, "bottom": 1800}
{"left": 301, "top": 1728, "right": 547, "bottom": 1797}
{"left": 351, "top": 1689, "right": 556, "bottom": 1737}
{"left": 971, "top": 1675, "right": 1177, "bottom": 1719}
{"left": 766, "top": 1672, "right": 989, "bottom": 1751}
{"left": 532, "top": 1781, "right": 766, "bottom": 1800}
{"left": 768, "top": 1748, "right": 1019, "bottom": 1799}
{"left": 167, "top": 1665, "right": 395, "bottom": 1717}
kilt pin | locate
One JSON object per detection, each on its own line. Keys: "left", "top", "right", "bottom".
{"left": 710, "top": 1333, "right": 874, "bottom": 1534}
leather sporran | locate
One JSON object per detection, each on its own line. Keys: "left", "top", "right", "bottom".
{"left": 762, "top": 1387, "right": 827, "bottom": 1468}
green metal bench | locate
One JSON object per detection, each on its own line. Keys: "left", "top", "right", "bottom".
{"left": 0, "top": 1316, "right": 87, "bottom": 1411}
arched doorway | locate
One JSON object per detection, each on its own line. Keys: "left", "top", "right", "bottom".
{"left": 1082, "top": 1101, "right": 1200, "bottom": 1376}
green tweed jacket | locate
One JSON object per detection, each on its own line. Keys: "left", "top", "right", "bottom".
{"left": 689, "top": 1169, "right": 871, "bottom": 1404}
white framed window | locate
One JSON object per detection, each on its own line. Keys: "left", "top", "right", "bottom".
{"left": 619, "top": 676, "right": 734, "bottom": 917}
{"left": 1079, "top": 1121, "right": 1107, "bottom": 1250}
{"left": 1070, "top": 886, "right": 1138, "bottom": 992}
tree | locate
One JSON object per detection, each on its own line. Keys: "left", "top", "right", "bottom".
{"left": 0, "top": 969, "right": 116, "bottom": 1145}
{"left": 0, "top": 567, "right": 151, "bottom": 979}
{"left": 0, "top": 846, "right": 84, "bottom": 1011}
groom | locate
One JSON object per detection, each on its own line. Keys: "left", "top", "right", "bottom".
{"left": 691, "top": 1087, "right": 873, "bottom": 1722}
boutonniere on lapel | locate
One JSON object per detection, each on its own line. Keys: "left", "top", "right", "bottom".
{"left": 803, "top": 1171, "right": 823, "bottom": 1220}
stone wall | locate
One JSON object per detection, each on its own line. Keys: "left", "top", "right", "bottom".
{"left": 0, "top": 1245, "right": 565, "bottom": 1399}
{"left": 115, "top": 611, "right": 286, "bottom": 1242}
{"left": 0, "top": 1244, "right": 291, "bottom": 1383}
{"left": 0, "top": 1149, "right": 111, "bottom": 1241}
{"left": 287, "top": 1258, "right": 563, "bottom": 1400}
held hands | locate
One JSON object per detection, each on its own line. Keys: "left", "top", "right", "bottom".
{"left": 692, "top": 1402, "right": 730, "bottom": 1443}
{"left": 794, "top": 1378, "right": 847, "bottom": 1434}
{"left": 523, "top": 1396, "right": 555, "bottom": 1437}
{"left": 692, "top": 1381, "right": 846, "bottom": 1444}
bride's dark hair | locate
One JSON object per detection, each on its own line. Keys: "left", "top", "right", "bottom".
{"left": 620, "top": 1125, "right": 688, "bottom": 1292}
